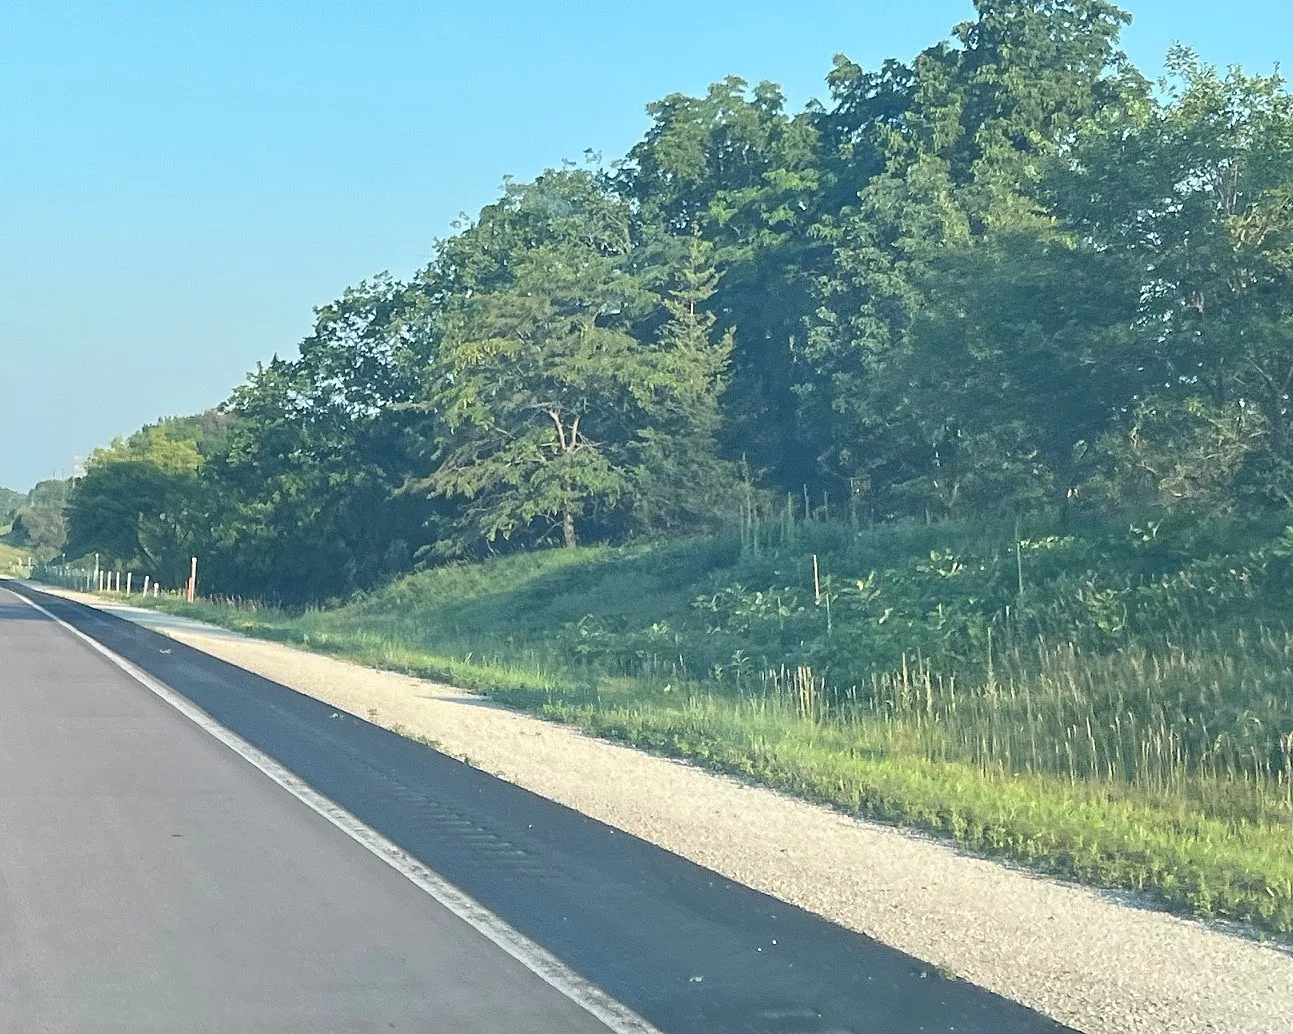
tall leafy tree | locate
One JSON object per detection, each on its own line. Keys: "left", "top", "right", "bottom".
{"left": 895, "top": 235, "right": 1143, "bottom": 514}
{"left": 0, "top": 487, "right": 25, "bottom": 527}
{"left": 1051, "top": 47, "right": 1293, "bottom": 509}
{"left": 421, "top": 169, "right": 737, "bottom": 549}
{"left": 629, "top": 233, "right": 740, "bottom": 531}
{"left": 802, "top": 0, "right": 1141, "bottom": 513}
{"left": 423, "top": 170, "right": 654, "bottom": 548}
{"left": 8, "top": 479, "right": 72, "bottom": 555}
{"left": 209, "top": 274, "right": 433, "bottom": 600}
{"left": 622, "top": 78, "right": 827, "bottom": 487}
{"left": 64, "top": 422, "right": 212, "bottom": 581}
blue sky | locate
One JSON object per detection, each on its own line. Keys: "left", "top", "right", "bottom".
{"left": 2, "top": 0, "right": 1288, "bottom": 491}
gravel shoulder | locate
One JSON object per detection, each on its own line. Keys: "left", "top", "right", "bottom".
{"left": 36, "top": 585, "right": 1293, "bottom": 1034}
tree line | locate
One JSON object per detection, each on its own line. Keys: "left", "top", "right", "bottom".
{"left": 1, "top": 480, "right": 70, "bottom": 554}
{"left": 50, "top": 0, "right": 1293, "bottom": 603}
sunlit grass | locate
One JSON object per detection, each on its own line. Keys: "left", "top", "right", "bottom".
{"left": 0, "top": 536, "right": 32, "bottom": 573}
{"left": 44, "top": 514, "right": 1293, "bottom": 937}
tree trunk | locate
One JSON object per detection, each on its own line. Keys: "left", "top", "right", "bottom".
{"left": 563, "top": 511, "right": 577, "bottom": 548}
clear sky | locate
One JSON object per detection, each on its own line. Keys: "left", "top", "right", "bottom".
{"left": 2, "top": 0, "right": 1288, "bottom": 491}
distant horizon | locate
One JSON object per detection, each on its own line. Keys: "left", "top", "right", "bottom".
{"left": 3, "top": 0, "right": 1289, "bottom": 493}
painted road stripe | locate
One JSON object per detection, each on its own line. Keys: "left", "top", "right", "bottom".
{"left": 4, "top": 586, "right": 662, "bottom": 1034}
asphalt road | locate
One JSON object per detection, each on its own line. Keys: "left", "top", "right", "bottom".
{"left": 0, "top": 582, "right": 1075, "bottom": 1034}
{"left": 0, "top": 586, "right": 616, "bottom": 1033}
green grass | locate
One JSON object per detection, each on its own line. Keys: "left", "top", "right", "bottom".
{"left": 46, "top": 512, "right": 1293, "bottom": 938}
{"left": 0, "top": 530, "right": 33, "bottom": 573}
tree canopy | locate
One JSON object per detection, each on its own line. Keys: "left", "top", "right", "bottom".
{"left": 44, "top": 1, "right": 1293, "bottom": 602}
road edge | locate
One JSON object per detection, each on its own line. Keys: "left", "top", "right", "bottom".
{"left": 2, "top": 582, "right": 663, "bottom": 1034}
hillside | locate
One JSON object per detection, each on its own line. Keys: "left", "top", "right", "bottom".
{"left": 0, "top": 486, "right": 23, "bottom": 522}
{"left": 126, "top": 511, "right": 1293, "bottom": 937}
{"left": 0, "top": 485, "right": 33, "bottom": 571}
{"left": 22, "top": 0, "right": 1293, "bottom": 942}
{"left": 0, "top": 537, "right": 29, "bottom": 572}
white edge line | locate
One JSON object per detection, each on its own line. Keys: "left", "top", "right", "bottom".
{"left": 5, "top": 585, "right": 662, "bottom": 1034}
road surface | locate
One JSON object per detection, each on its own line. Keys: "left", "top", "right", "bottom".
{"left": 0, "top": 586, "right": 617, "bottom": 1033}
{"left": 0, "top": 582, "right": 1072, "bottom": 1033}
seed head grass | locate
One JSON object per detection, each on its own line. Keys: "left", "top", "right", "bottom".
{"left": 96, "top": 512, "right": 1293, "bottom": 937}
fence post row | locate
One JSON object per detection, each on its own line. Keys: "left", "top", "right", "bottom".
{"left": 25, "top": 561, "right": 185, "bottom": 602}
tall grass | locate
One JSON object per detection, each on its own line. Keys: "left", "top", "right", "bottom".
{"left": 840, "top": 632, "right": 1293, "bottom": 826}
{"left": 62, "top": 511, "right": 1293, "bottom": 936}
{"left": 0, "top": 539, "right": 34, "bottom": 574}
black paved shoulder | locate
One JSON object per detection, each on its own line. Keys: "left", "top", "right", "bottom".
{"left": 0, "top": 587, "right": 615, "bottom": 1033}
{"left": 6, "top": 581, "right": 1076, "bottom": 1034}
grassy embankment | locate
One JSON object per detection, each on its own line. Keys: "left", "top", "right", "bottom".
{"left": 0, "top": 526, "right": 33, "bottom": 573}
{"left": 95, "top": 513, "right": 1293, "bottom": 937}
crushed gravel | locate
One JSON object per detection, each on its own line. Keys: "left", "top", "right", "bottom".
{"left": 40, "top": 587, "right": 1293, "bottom": 1034}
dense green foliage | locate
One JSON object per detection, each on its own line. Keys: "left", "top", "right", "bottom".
{"left": 2, "top": 479, "right": 72, "bottom": 556}
{"left": 0, "top": 487, "right": 24, "bottom": 525}
{"left": 122, "top": 513, "right": 1293, "bottom": 934}
{"left": 27, "top": 0, "right": 1293, "bottom": 928}
{"left": 48, "top": 0, "right": 1293, "bottom": 603}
